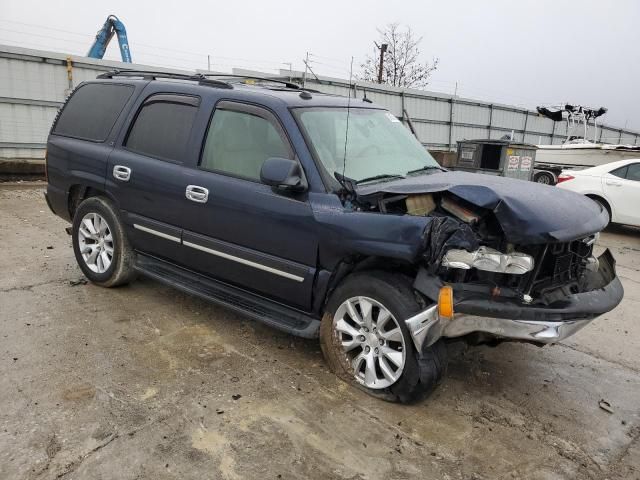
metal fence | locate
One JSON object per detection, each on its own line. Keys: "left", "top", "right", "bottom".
{"left": 296, "top": 75, "right": 640, "bottom": 149}
{"left": 1, "top": 43, "right": 638, "bottom": 161}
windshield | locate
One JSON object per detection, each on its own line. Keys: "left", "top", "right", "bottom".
{"left": 295, "top": 107, "right": 440, "bottom": 184}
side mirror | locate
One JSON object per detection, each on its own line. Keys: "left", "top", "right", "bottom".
{"left": 260, "top": 157, "right": 307, "bottom": 192}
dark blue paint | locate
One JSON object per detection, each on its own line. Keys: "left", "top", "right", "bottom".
{"left": 46, "top": 77, "right": 614, "bottom": 318}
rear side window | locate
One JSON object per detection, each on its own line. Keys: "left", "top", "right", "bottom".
{"left": 626, "top": 163, "right": 640, "bottom": 182}
{"left": 53, "top": 83, "right": 134, "bottom": 141}
{"left": 125, "top": 96, "right": 199, "bottom": 162}
{"left": 610, "top": 166, "right": 628, "bottom": 179}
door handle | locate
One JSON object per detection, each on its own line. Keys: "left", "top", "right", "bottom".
{"left": 605, "top": 180, "right": 622, "bottom": 186}
{"left": 113, "top": 165, "right": 132, "bottom": 181}
{"left": 185, "top": 185, "right": 209, "bottom": 203}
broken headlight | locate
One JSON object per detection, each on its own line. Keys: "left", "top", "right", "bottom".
{"left": 442, "top": 247, "right": 534, "bottom": 274}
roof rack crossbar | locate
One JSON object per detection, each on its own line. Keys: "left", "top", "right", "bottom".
{"left": 96, "top": 70, "right": 233, "bottom": 89}
{"left": 202, "top": 74, "right": 301, "bottom": 90}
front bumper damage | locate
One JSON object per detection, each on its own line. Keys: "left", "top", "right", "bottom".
{"left": 406, "top": 249, "right": 624, "bottom": 351}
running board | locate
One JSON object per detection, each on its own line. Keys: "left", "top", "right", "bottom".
{"left": 135, "top": 253, "right": 320, "bottom": 338}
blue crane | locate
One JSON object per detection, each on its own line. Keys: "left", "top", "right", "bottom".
{"left": 87, "top": 15, "right": 132, "bottom": 63}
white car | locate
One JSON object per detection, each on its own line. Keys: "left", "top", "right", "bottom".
{"left": 556, "top": 158, "right": 640, "bottom": 227}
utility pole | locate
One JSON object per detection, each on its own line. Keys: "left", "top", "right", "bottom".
{"left": 376, "top": 43, "right": 387, "bottom": 84}
{"left": 302, "top": 52, "right": 309, "bottom": 88}
{"left": 207, "top": 55, "right": 211, "bottom": 71}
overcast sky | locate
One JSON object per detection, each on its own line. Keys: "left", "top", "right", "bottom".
{"left": 2, "top": 0, "right": 639, "bottom": 129}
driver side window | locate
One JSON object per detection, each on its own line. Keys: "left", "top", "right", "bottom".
{"left": 200, "top": 107, "right": 292, "bottom": 182}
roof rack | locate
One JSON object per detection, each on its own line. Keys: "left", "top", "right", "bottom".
{"left": 201, "top": 74, "right": 302, "bottom": 90}
{"left": 96, "top": 70, "right": 233, "bottom": 89}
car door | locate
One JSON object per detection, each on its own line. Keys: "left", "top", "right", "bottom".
{"left": 106, "top": 92, "right": 201, "bottom": 261}
{"left": 179, "top": 100, "right": 318, "bottom": 310}
{"left": 602, "top": 162, "right": 640, "bottom": 225}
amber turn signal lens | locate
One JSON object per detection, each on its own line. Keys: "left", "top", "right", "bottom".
{"left": 438, "top": 286, "right": 454, "bottom": 318}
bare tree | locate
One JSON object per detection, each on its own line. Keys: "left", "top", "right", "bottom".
{"left": 360, "top": 23, "right": 439, "bottom": 88}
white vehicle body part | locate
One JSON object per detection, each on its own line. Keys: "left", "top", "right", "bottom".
{"left": 556, "top": 158, "right": 640, "bottom": 227}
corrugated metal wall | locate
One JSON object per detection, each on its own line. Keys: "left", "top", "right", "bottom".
{"left": 1, "top": 43, "right": 639, "bottom": 161}
{"left": 0, "top": 45, "right": 188, "bottom": 160}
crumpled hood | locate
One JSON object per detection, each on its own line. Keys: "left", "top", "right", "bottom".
{"left": 356, "top": 170, "right": 608, "bottom": 244}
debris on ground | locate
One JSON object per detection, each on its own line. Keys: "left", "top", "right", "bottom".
{"left": 598, "top": 399, "right": 614, "bottom": 414}
{"left": 69, "top": 278, "right": 88, "bottom": 286}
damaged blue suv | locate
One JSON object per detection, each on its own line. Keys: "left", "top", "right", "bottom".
{"left": 45, "top": 71, "right": 623, "bottom": 403}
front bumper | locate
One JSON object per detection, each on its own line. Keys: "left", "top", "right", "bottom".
{"left": 406, "top": 306, "right": 593, "bottom": 350}
{"left": 408, "top": 249, "right": 624, "bottom": 350}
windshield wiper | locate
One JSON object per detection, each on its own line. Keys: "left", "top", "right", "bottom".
{"left": 355, "top": 174, "right": 404, "bottom": 185}
{"left": 405, "top": 165, "right": 444, "bottom": 176}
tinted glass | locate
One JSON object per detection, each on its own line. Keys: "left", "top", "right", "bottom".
{"left": 201, "top": 109, "right": 291, "bottom": 181}
{"left": 126, "top": 100, "right": 198, "bottom": 162}
{"left": 53, "top": 83, "right": 134, "bottom": 141}
{"left": 626, "top": 163, "right": 640, "bottom": 182}
{"left": 610, "top": 166, "right": 628, "bottom": 179}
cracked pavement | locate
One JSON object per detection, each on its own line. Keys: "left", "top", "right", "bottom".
{"left": 1, "top": 184, "right": 639, "bottom": 480}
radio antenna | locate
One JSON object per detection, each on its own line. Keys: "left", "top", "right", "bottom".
{"left": 341, "top": 56, "right": 354, "bottom": 180}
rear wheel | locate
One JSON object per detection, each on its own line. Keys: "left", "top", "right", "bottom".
{"left": 72, "top": 196, "right": 136, "bottom": 287}
{"left": 320, "top": 271, "right": 447, "bottom": 403}
{"left": 534, "top": 171, "right": 556, "bottom": 185}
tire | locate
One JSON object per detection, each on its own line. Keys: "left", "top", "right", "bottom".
{"left": 534, "top": 171, "right": 556, "bottom": 185}
{"left": 320, "top": 271, "right": 447, "bottom": 403}
{"left": 590, "top": 196, "right": 612, "bottom": 227}
{"left": 72, "top": 196, "right": 137, "bottom": 287}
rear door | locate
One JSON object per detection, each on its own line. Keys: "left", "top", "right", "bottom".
{"left": 602, "top": 163, "right": 640, "bottom": 225}
{"left": 179, "top": 100, "right": 318, "bottom": 310}
{"left": 46, "top": 82, "right": 138, "bottom": 218}
{"left": 106, "top": 92, "right": 200, "bottom": 261}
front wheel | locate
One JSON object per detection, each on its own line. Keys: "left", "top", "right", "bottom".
{"left": 72, "top": 196, "right": 137, "bottom": 287}
{"left": 320, "top": 271, "right": 447, "bottom": 403}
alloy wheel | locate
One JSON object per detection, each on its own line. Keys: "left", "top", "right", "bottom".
{"left": 333, "top": 296, "right": 406, "bottom": 389}
{"left": 77, "top": 212, "right": 114, "bottom": 273}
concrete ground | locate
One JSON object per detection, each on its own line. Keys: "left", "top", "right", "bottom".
{"left": 0, "top": 183, "right": 639, "bottom": 480}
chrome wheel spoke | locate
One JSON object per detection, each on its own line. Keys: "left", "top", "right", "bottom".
{"left": 335, "top": 318, "right": 360, "bottom": 338}
{"left": 100, "top": 250, "right": 111, "bottom": 268}
{"left": 83, "top": 217, "right": 97, "bottom": 236}
{"left": 333, "top": 296, "right": 406, "bottom": 390}
{"left": 378, "top": 356, "right": 398, "bottom": 383}
{"left": 364, "top": 353, "right": 377, "bottom": 386}
{"left": 79, "top": 226, "right": 94, "bottom": 240}
{"left": 336, "top": 319, "right": 361, "bottom": 352}
{"left": 381, "top": 346, "right": 403, "bottom": 368}
{"left": 352, "top": 352, "right": 366, "bottom": 374}
{"left": 376, "top": 308, "right": 391, "bottom": 329}
{"left": 87, "top": 247, "right": 99, "bottom": 265}
{"left": 345, "top": 299, "right": 363, "bottom": 326}
{"left": 359, "top": 298, "right": 374, "bottom": 329}
{"left": 341, "top": 338, "right": 360, "bottom": 352}
{"left": 98, "top": 217, "right": 108, "bottom": 234}
{"left": 379, "top": 327, "right": 403, "bottom": 343}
